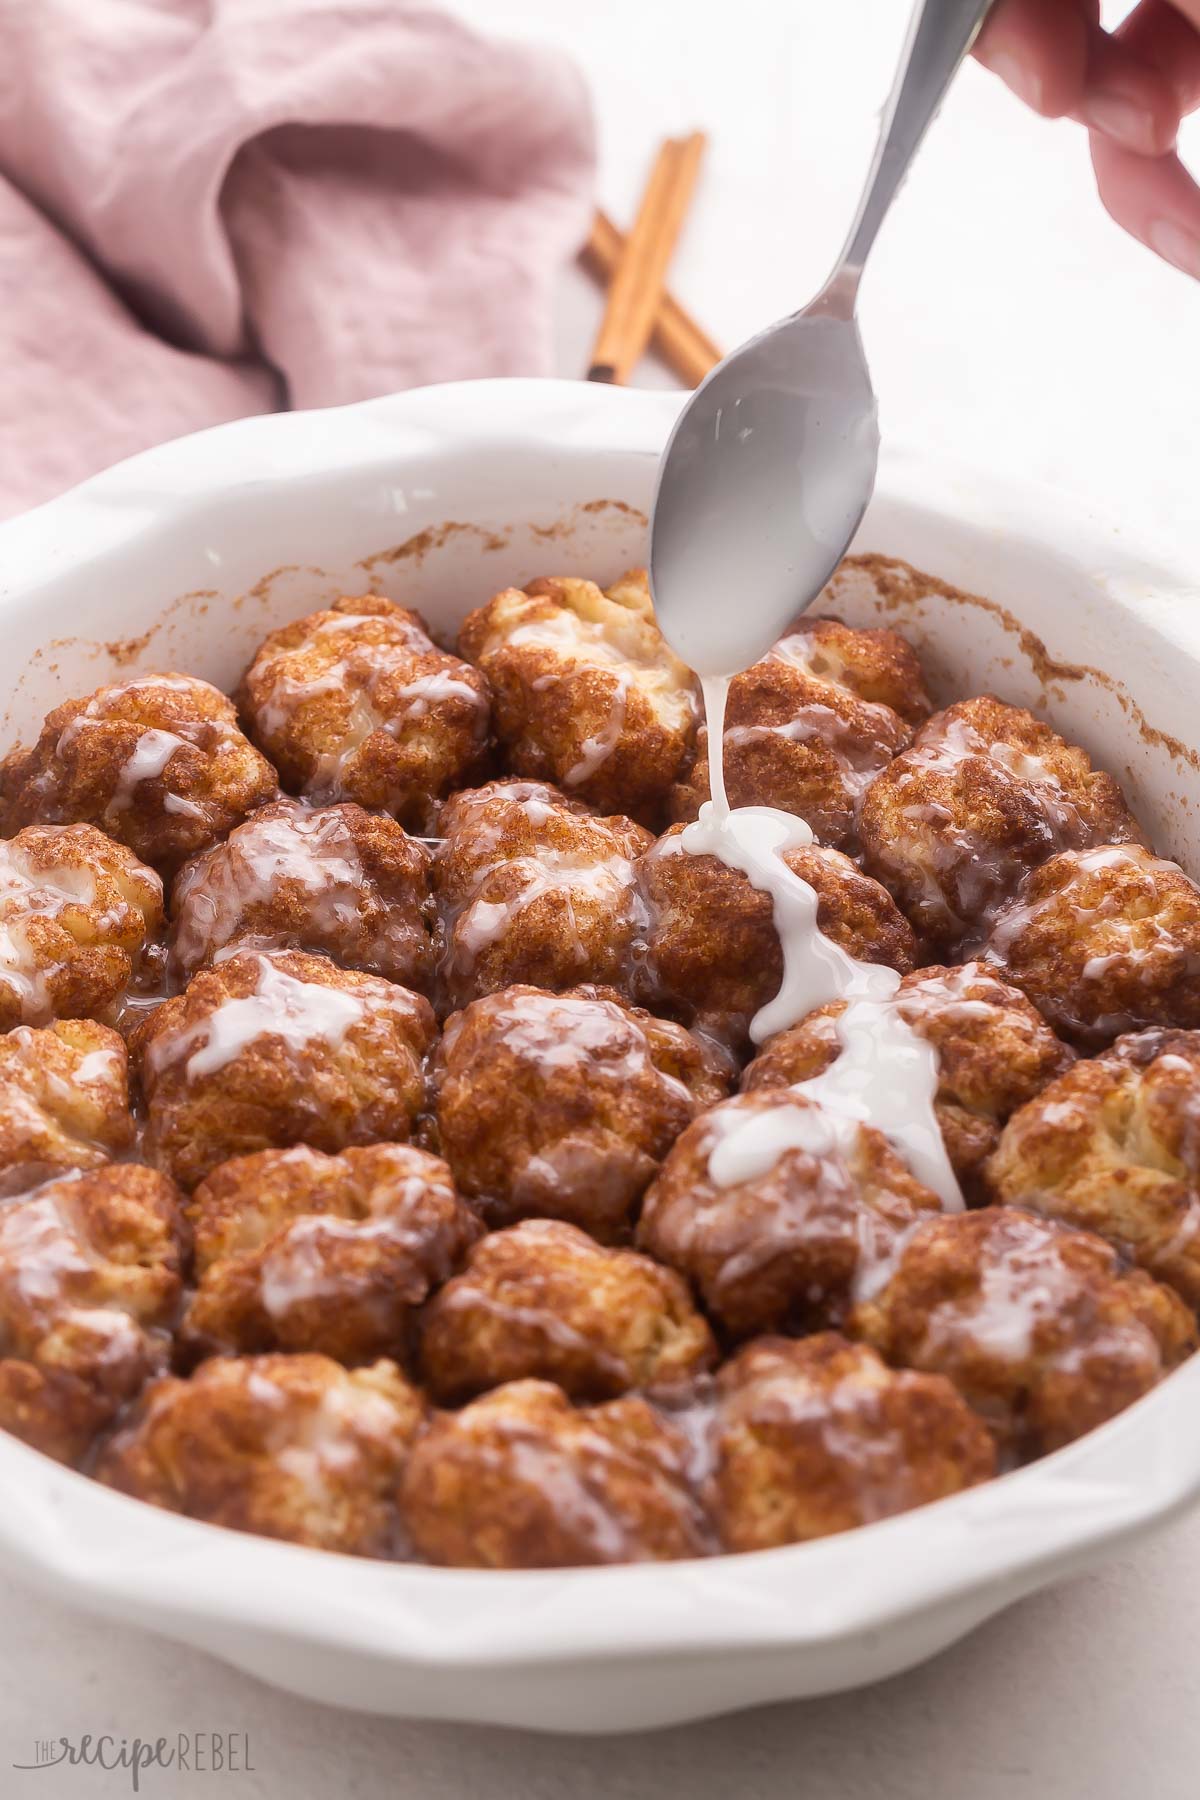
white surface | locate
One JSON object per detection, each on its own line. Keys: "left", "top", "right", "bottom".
{"left": 7, "top": 0, "right": 1200, "bottom": 1790}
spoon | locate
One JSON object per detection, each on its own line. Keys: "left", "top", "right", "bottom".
{"left": 649, "top": 0, "right": 994, "bottom": 677}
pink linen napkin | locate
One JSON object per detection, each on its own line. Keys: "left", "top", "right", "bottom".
{"left": 0, "top": 0, "right": 596, "bottom": 518}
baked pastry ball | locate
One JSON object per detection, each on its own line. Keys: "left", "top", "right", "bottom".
{"left": 670, "top": 617, "right": 930, "bottom": 848}
{"left": 183, "top": 1143, "right": 481, "bottom": 1364}
{"left": 418, "top": 1218, "right": 716, "bottom": 1404}
{"left": 0, "top": 823, "right": 162, "bottom": 1030}
{"left": 744, "top": 962, "right": 1074, "bottom": 1195}
{"left": 637, "top": 1090, "right": 943, "bottom": 1340}
{"left": 237, "top": 594, "right": 490, "bottom": 831}
{"left": 1, "top": 673, "right": 278, "bottom": 875}
{"left": 135, "top": 949, "right": 435, "bottom": 1190}
{"left": 430, "top": 983, "right": 729, "bottom": 1240}
{"left": 0, "top": 1164, "right": 186, "bottom": 1464}
{"left": 636, "top": 826, "right": 916, "bottom": 1048}
{"left": 0, "top": 1020, "right": 133, "bottom": 1197}
{"left": 433, "top": 780, "right": 651, "bottom": 1010}
{"left": 457, "top": 569, "right": 697, "bottom": 824}
{"left": 986, "top": 1028, "right": 1200, "bottom": 1309}
{"left": 858, "top": 697, "right": 1142, "bottom": 949}
{"left": 850, "top": 1206, "right": 1195, "bottom": 1455}
{"left": 711, "top": 1334, "right": 995, "bottom": 1551}
{"left": 169, "top": 798, "right": 436, "bottom": 992}
{"left": 983, "top": 844, "right": 1200, "bottom": 1047}
{"left": 399, "top": 1379, "right": 711, "bottom": 1567}
{"left": 98, "top": 1353, "right": 423, "bottom": 1556}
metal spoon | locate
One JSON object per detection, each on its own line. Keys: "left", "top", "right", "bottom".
{"left": 649, "top": 0, "right": 994, "bottom": 677}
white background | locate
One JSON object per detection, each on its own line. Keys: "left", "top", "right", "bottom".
{"left": 6, "top": 2, "right": 1199, "bottom": 1794}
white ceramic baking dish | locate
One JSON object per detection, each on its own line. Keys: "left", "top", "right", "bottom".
{"left": 1, "top": 378, "right": 1199, "bottom": 1734}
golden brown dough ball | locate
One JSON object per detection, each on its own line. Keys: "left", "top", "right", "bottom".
{"left": 432, "top": 780, "right": 652, "bottom": 1011}
{"left": 744, "top": 962, "right": 1074, "bottom": 1195}
{"left": 0, "top": 1164, "right": 186, "bottom": 1464}
{"left": 237, "top": 594, "right": 490, "bottom": 832}
{"left": 98, "top": 1353, "right": 423, "bottom": 1556}
{"left": 0, "top": 1020, "right": 134, "bottom": 1197}
{"left": 850, "top": 1206, "right": 1195, "bottom": 1455}
{"left": 0, "top": 823, "right": 162, "bottom": 1030}
{"left": 985, "top": 1028, "right": 1200, "bottom": 1309}
{"left": 182, "top": 1143, "right": 481, "bottom": 1365}
{"left": 711, "top": 1334, "right": 995, "bottom": 1551}
{"left": 635, "top": 826, "right": 916, "bottom": 1050}
{"left": 430, "top": 983, "right": 729, "bottom": 1241}
{"left": 457, "top": 569, "right": 697, "bottom": 825}
{"left": 670, "top": 618, "right": 930, "bottom": 848}
{"left": 135, "top": 949, "right": 435, "bottom": 1190}
{"left": 983, "top": 844, "right": 1200, "bottom": 1047}
{"left": 858, "top": 697, "right": 1142, "bottom": 949}
{"left": 1, "top": 673, "right": 278, "bottom": 876}
{"left": 169, "top": 798, "right": 436, "bottom": 992}
{"left": 418, "top": 1218, "right": 716, "bottom": 1404}
{"left": 399, "top": 1379, "right": 711, "bottom": 1567}
{"left": 637, "top": 1090, "right": 943, "bottom": 1340}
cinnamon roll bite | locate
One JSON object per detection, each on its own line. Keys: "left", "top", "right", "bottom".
{"left": 238, "top": 594, "right": 490, "bottom": 831}
{"left": 458, "top": 569, "right": 697, "bottom": 825}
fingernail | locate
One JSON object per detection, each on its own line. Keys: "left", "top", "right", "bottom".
{"left": 1082, "top": 92, "right": 1158, "bottom": 153}
{"left": 987, "top": 51, "right": 1043, "bottom": 114}
{"left": 1148, "top": 219, "right": 1200, "bottom": 279}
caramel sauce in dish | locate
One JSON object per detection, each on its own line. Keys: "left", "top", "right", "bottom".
{"left": 675, "top": 667, "right": 962, "bottom": 1210}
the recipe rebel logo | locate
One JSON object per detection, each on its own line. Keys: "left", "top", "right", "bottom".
{"left": 13, "top": 1732, "right": 255, "bottom": 1790}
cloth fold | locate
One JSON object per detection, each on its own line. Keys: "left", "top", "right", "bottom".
{"left": 0, "top": 0, "right": 595, "bottom": 516}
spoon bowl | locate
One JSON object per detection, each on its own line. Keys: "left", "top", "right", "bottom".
{"left": 649, "top": 0, "right": 993, "bottom": 675}
{"left": 649, "top": 293, "right": 879, "bottom": 676}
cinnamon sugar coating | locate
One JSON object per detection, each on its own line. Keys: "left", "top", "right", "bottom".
{"left": 712, "top": 1333, "right": 995, "bottom": 1551}
{"left": 1, "top": 673, "right": 278, "bottom": 875}
{"left": 418, "top": 1218, "right": 716, "bottom": 1404}
{"left": 0, "top": 1020, "right": 134, "bottom": 1197}
{"left": 183, "top": 1143, "right": 481, "bottom": 1365}
{"left": 982, "top": 844, "right": 1200, "bottom": 1047}
{"left": 986, "top": 1028, "right": 1200, "bottom": 1308}
{"left": 850, "top": 1206, "right": 1195, "bottom": 1455}
{"left": 169, "top": 798, "right": 436, "bottom": 992}
{"left": 98, "top": 1352, "right": 424, "bottom": 1555}
{"left": 0, "top": 823, "right": 162, "bottom": 1030}
{"left": 432, "top": 779, "right": 651, "bottom": 1011}
{"left": 858, "top": 697, "right": 1142, "bottom": 949}
{"left": 671, "top": 617, "right": 930, "bottom": 848}
{"left": 399, "top": 1379, "right": 712, "bottom": 1567}
{"left": 430, "top": 983, "right": 729, "bottom": 1241}
{"left": 458, "top": 568, "right": 697, "bottom": 824}
{"left": 0, "top": 1164, "right": 186, "bottom": 1464}
{"left": 237, "top": 594, "right": 491, "bottom": 831}
{"left": 134, "top": 949, "right": 435, "bottom": 1190}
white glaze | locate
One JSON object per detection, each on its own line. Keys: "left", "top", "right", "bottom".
{"left": 564, "top": 676, "right": 629, "bottom": 788}
{"left": 107, "top": 728, "right": 187, "bottom": 815}
{"left": 150, "top": 956, "right": 365, "bottom": 1082}
{"left": 683, "top": 646, "right": 960, "bottom": 1208}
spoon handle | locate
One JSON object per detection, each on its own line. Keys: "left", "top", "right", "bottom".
{"left": 827, "top": 0, "right": 994, "bottom": 302}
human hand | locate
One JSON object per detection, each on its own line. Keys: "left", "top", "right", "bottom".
{"left": 974, "top": 0, "right": 1200, "bottom": 277}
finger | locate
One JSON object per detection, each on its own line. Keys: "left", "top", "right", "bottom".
{"left": 1073, "top": 24, "right": 1181, "bottom": 155}
{"left": 1090, "top": 133, "right": 1200, "bottom": 277}
{"left": 974, "top": 0, "right": 1093, "bottom": 117}
{"left": 1114, "top": 0, "right": 1200, "bottom": 112}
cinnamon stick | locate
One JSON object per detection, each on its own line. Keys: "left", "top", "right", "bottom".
{"left": 587, "top": 133, "right": 707, "bottom": 386}
{"left": 583, "top": 209, "right": 722, "bottom": 387}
